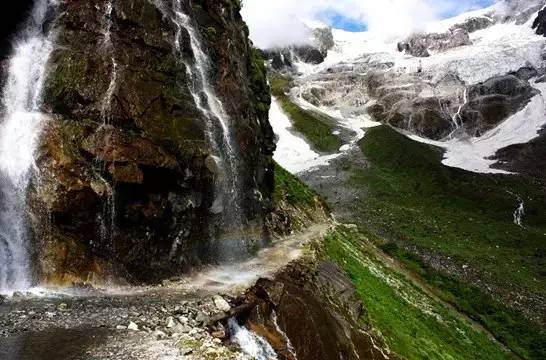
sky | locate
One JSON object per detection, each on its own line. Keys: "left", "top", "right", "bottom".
{"left": 241, "top": 0, "right": 497, "bottom": 48}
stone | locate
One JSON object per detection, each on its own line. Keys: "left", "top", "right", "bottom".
{"left": 212, "top": 295, "right": 231, "bottom": 313}
{"left": 153, "top": 330, "right": 167, "bottom": 339}
{"left": 211, "top": 330, "right": 226, "bottom": 339}
{"left": 195, "top": 312, "right": 210, "bottom": 325}
{"left": 127, "top": 321, "right": 139, "bottom": 331}
{"left": 166, "top": 316, "right": 175, "bottom": 328}
{"left": 398, "top": 28, "right": 471, "bottom": 57}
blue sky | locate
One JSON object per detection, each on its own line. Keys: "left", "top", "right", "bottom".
{"left": 323, "top": 0, "right": 496, "bottom": 32}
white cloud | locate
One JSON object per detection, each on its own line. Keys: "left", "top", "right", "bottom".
{"left": 241, "top": 0, "right": 494, "bottom": 48}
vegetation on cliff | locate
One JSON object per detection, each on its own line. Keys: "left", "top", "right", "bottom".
{"left": 270, "top": 73, "right": 342, "bottom": 153}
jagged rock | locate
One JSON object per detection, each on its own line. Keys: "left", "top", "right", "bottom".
{"left": 237, "top": 261, "right": 388, "bottom": 360}
{"left": 292, "top": 45, "right": 324, "bottom": 65}
{"left": 399, "top": 28, "right": 471, "bottom": 57}
{"left": 312, "top": 27, "right": 335, "bottom": 56}
{"left": 460, "top": 74, "right": 538, "bottom": 136}
{"left": 166, "top": 316, "right": 175, "bottom": 328}
{"left": 533, "top": 6, "right": 546, "bottom": 36}
{"left": 450, "top": 16, "right": 495, "bottom": 33}
{"left": 127, "top": 321, "right": 139, "bottom": 331}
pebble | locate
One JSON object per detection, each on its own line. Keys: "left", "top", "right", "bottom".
{"left": 127, "top": 321, "right": 139, "bottom": 331}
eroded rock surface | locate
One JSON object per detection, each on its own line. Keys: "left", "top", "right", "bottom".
{"left": 234, "top": 260, "right": 390, "bottom": 360}
{"left": 31, "top": 0, "right": 275, "bottom": 284}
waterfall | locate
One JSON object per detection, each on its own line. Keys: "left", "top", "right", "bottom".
{"left": 97, "top": 0, "right": 118, "bottom": 246}
{"left": 514, "top": 199, "right": 525, "bottom": 227}
{"left": 448, "top": 88, "right": 467, "bottom": 139}
{"left": 271, "top": 310, "right": 297, "bottom": 359}
{"left": 228, "top": 318, "right": 279, "bottom": 360}
{"left": 165, "top": 0, "right": 254, "bottom": 259}
{"left": 0, "top": 0, "right": 58, "bottom": 293}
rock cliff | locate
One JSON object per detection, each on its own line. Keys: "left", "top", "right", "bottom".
{"left": 28, "top": 0, "right": 275, "bottom": 284}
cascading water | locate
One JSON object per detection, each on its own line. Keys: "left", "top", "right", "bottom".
{"left": 271, "top": 310, "right": 297, "bottom": 358}
{"left": 96, "top": 0, "right": 119, "bottom": 247}
{"left": 0, "top": 0, "right": 58, "bottom": 293}
{"left": 165, "top": 0, "right": 254, "bottom": 259}
{"left": 514, "top": 199, "right": 525, "bottom": 227}
{"left": 228, "top": 318, "right": 279, "bottom": 360}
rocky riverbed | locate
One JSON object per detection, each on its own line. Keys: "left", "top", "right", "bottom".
{"left": 0, "top": 288, "right": 250, "bottom": 360}
{"left": 0, "top": 224, "right": 331, "bottom": 360}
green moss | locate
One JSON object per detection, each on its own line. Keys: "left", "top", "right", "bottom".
{"left": 322, "top": 225, "right": 511, "bottom": 360}
{"left": 348, "top": 125, "right": 546, "bottom": 359}
{"left": 248, "top": 47, "right": 271, "bottom": 119}
{"left": 274, "top": 163, "right": 317, "bottom": 206}
{"left": 270, "top": 73, "right": 342, "bottom": 153}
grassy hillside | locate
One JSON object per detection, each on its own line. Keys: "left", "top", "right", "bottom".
{"left": 350, "top": 125, "right": 546, "bottom": 359}
{"left": 323, "top": 225, "right": 512, "bottom": 360}
{"left": 270, "top": 73, "right": 342, "bottom": 153}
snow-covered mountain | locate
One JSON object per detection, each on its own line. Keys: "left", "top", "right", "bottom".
{"left": 268, "top": 1, "right": 546, "bottom": 178}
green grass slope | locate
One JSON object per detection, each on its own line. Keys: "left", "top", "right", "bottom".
{"left": 323, "top": 225, "right": 512, "bottom": 360}
{"left": 350, "top": 125, "right": 546, "bottom": 359}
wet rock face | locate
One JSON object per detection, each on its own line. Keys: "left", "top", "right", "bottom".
{"left": 237, "top": 261, "right": 389, "bottom": 360}
{"left": 460, "top": 74, "right": 538, "bottom": 136}
{"left": 32, "top": 0, "right": 274, "bottom": 284}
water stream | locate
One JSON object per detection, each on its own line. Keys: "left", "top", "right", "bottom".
{"left": 97, "top": 0, "right": 118, "bottom": 248}
{"left": 166, "top": 0, "right": 252, "bottom": 259}
{"left": 0, "top": 0, "right": 58, "bottom": 293}
{"left": 228, "top": 318, "right": 279, "bottom": 360}
{"left": 513, "top": 199, "right": 525, "bottom": 227}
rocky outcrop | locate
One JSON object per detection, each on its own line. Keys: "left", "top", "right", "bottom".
{"left": 450, "top": 16, "right": 495, "bottom": 33}
{"left": 31, "top": 0, "right": 274, "bottom": 284}
{"left": 261, "top": 27, "right": 333, "bottom": 72}
{"left": 233, "top": 260, "right": 390, "bottom": 360}
{"left": 533, "top": 6, "right": 546, "bottom": 36}
{"left": 398, "top": 28, "right": 471, "bottom": 57}
{"left": 311, "top": 27, "right": 335, "bottom": 56}
{"left": 458, "top": 74, "right": 538, "bottom": 136}
{"left": 263, "top": 46, "right": 324, "bottom": 72}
